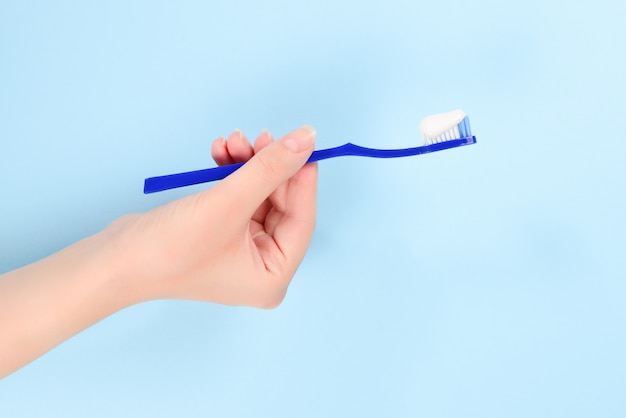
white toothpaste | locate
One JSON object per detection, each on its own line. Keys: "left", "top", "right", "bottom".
{"left": 419, "top": 109, "right": 466, "bottom": 145}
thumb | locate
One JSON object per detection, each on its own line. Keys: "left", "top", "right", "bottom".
{"left": 215, "top": 125, "right": 316, "bottom": 215}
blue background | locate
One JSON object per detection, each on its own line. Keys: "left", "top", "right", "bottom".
{"left": 1, "top": 0, "right": 625, "bottom": 416}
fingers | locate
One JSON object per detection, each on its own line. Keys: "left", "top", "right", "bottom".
{"left": 251, "top": 129, "right": 276, "bottom": 224}
{"left": 210, "top": 137, "right": 234, "bottom": 166}
{"left": 254, "top": 129, "right": 273, "bottom": 152}
{"left": 212, "top": 129, "right": 278, "bottom": 225}
{"left": 226, "top": 129, "right": 254, "bottom": 162}
{"left": 211, "top": 129, "right": 254, "bottom": 166}
{"left": 272, "top": 161, "right": 318, "bottom": 270}
{"left": 254, "top": 129, "right": 288, "bottom": 216}
{"left": 215, "top": 126, "right": 316, "bottom": 218}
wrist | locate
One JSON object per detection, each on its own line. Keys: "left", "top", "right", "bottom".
{"left": 61, "top": 231, "right": 139, "bottom": 313}
{"left": 92, "top": 229, "right": 147, "bottom": 309}
{"left": 99, "top": 213, "right": 173, "bottom": 305}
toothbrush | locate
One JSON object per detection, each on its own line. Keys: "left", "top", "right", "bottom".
{"left": 143, "top": 109, "right": 476, "bottom": 194}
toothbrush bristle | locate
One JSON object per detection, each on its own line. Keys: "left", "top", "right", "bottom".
{"left": 422, "top": 116, "right": 472, "bottom": 146}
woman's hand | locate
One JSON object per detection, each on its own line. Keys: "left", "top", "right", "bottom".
{"left": 106, "top": 126, "right": 318, "bottom": 308}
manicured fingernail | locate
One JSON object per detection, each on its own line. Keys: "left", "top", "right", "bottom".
{"left": 233, "top": 128, "right": 242, "bottom": 139}
{"left": 283, "top": 125, "right": 316, "bottom": 153}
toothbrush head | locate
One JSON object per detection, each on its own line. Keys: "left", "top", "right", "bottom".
{"left": 419, "top": 109, "right": 472, "bottom": 146}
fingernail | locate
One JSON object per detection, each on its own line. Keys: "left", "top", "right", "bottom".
{"left": 261, "top": 128, "right": 273, "bottom": 141}
{"left": 283, "top": 125, "right": 316, "bottom": 153}
{"left": 233, "top": 128, "right": 242, "bottom": 140}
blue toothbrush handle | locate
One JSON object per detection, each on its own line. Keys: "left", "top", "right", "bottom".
{"left": 143, "top": 137, "right": 476, "bottom": 194}
{"left": 143, "top": 163, "right": 245, "bottom": 193}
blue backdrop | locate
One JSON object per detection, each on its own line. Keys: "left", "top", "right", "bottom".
{"left": 1, "top": 0, "right": 625, "bottom": 417}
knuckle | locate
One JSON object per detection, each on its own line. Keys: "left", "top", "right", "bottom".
{"left": 254, "top": 153, "right": 283, "bottom": 183}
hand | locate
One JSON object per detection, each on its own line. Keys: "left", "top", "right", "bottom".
{"left": 0, "top": 126, "right": 318, "bottom": 376}
{"left": 105, "top": 126, "right": 318, "bottom": 308}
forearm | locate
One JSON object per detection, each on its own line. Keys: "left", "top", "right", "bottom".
{"left": 0, "top": 232, "right": 135, "bottom": 378}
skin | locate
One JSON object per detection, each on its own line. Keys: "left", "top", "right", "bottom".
{"left": 0, "top": 126, "right": 318, "bottom": 378}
